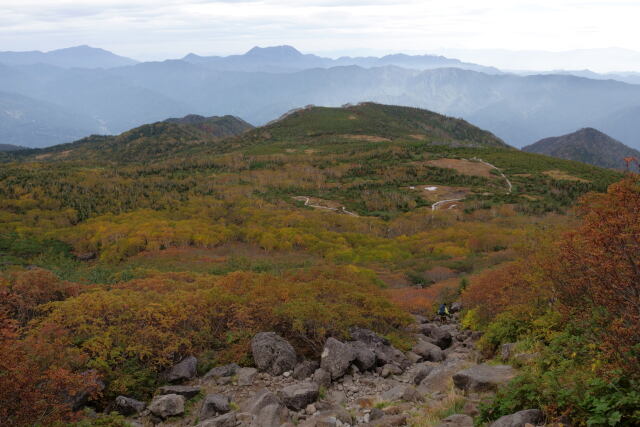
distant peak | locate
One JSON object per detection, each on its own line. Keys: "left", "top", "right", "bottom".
{"left": 245, "top": 45, "right": 303, "bottom": 58}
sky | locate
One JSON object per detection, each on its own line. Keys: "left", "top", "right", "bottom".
{"left": 1, "top": 0, "right": 639, "bottom": 70}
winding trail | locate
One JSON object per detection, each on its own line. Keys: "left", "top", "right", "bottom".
{"left": 471, "top": 157, "right": 512, "bottom": 193}
{"left": 296, "top": 196, "right": 358, "bottom": 217}
{"left": 431, "top": 158, "right": 512, "bottom": 211}
{"left": 432, "top": 198, "right": 464, "bottom": 211}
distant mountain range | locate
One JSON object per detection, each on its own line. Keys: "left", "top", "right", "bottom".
{"left": 2, "top": 45, "right": 640, "bottom": 150}
{"left": 523, "top": 128, "right": 640, "bottom": 170}
{"left": 182, "top": 45, "right": 500, "bottom": 74}
{"left": 0, "top": 45, "right": 137, "bottom": 69}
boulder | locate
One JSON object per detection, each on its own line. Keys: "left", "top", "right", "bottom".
{"left": 350, "top": 328, "right": 411, "bottom": 369}
{"left": 412, "top": 365, "right": 434, "bottom": 385}
{"left": 489, "top": 409, "right": 543, "bottom": 427}
{"left": 204, "top": 363, "right": 239, "bottom": 379}
{"left": 417, "top": 359, "right": 467, "bottom": 393}
{"left": 251, "top": 332, "right": 297, "bottom": 376}
{"left": 279, "top": 382, "right": 320, "bottom": 411}
{"left": 406, "top": 351, "right": 423, "bottom": 364}
{"left": 374, "top": 344, "right": 411, "bottom": 369}
{"left": 196, "top": 413, "right": 237, "bottom": 427}
{"left": 453, "top": 364, "right": 517, "bottom": 392}
{"left": 252, "top": 403, "right": 289, "bottom": 427}
{"left": 381, "top": 363, "right": 403, "bottom": 378}
{"left": 413, "top": 314, "right": 429, "bottom": 324}
{"left": 164, "top": 356, "right": 197, "bottom": 383}
{"left": 148, "top": 394, "right": 185, "bottom": 419}
{"left": 419, "top": 324, "right": 452, "bottom": 349}
{"left": 157, "top": 385, "right": 201, "bottom": 399}
{"left": 349, "top": 341, "right": 377, "bottom": 371}
{"left": 114, "top": 396, "right": 145, "bottom": 416}
{"left": 200, "top": 394, "right": 231, "bottom": 420}
{"left": 450, "top": 302, "right": 462, "bottom": 313}
{"left": 412, "top": 340, "right": 444, "bottom": 362}
{"left": 369, "top": 414, "right": 407, "bottom": 426}
{"left": 350, "top": 327, "right": 390, "bottom": 346}
{"left": 435, "top": 414, "right": 473, "bottom": 427}
{"left": 381, "top": 385, "right": 422, "bottom": 402}
{"left": 237, "top": 367, "right": 258, "bottom": 386}
{"left": 241, "top": 388, "right": 281, "bottom": 415}
{"left": 294, "top": 360, "right": 320, "bottom": 380}
{"left": 320, "top": 337, "right": 356, "bottom": 380}
{"left": 312, "top": 368, "right": 332, "bottom": 388}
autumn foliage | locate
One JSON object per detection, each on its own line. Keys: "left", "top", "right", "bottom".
{"left": 552, "top": 177, "right": 640, "bottom": 374}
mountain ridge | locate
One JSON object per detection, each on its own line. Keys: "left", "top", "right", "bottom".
{"left": 522, "top": 127, "right": 640, "bottom": 170}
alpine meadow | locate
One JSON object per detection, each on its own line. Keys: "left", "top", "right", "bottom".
{"left": 1, "top": 2, "right": 640, "bottom": 427}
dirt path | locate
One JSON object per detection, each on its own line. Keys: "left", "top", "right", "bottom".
{"left": 471, "top": 157, "right": 512, "bottom": 193}
{"left": 296, "top": 196, "right": 359, "bottom": 217}
{"left": 431, "top": 198, "right": 464, "bottom": 211}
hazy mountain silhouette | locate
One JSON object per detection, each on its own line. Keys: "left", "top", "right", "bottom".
{"left": 523, "top": 128, "right": 640, "bottom": 170}
{"left": 0, "top": 45, "right": 137, "bottom": 69}
{"left": 182, "top": 45, "right": 500, "bottom": 73}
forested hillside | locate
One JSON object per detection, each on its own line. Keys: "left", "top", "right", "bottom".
{"left": 0, "top": 103, "right": 637, "bottom": 426}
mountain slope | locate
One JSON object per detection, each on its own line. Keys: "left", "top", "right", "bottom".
{"left": 0, "top": 45, "right": 137, "bottom": 69}
{"left": 0, "top": 90, "right": 102, "bottom": 147}
{"left": 164, "top": 114, "right": 253, "bottom": 137}
{"left": 522, "top": 128, "right": 640, "bottom": 170}
{"left": 23, "top": 115, "right": 253, "bottom": 162}
{"left": 254, "top": 103, "right": 509, "bottom": 148}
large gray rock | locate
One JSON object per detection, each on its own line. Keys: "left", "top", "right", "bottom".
{"left": 349, "top": 327, "right": 411, "bottom": 369}
{"left": 412, "top": 365, "right": 434, "bottom": 385}
{"left": 196, "top": 413, "right": 237, "bottom": 427}
{"left": 453, "top": 364, "right": 517, "bottom": 392}
{"left": 148, "top": 394, "right": 185, "bottom": 419}
{"left": 252, "top": 403, "right": 289, "bottom": 427}
{"left": 419, "top": 324, "right": 453, "bottom": 349}
{"left": 200, "top": 394, "right": 231, "bottom": 420}
{"left": 350, "top": 327, "right": 390, "bottom": 346}
{"left": 381, "top": 385, "right": 422, "bottom": 402}
{"left": 157, "top": 385, "right": 201, "bottom": 399}
{"left": 412, "top": 340, "right": 445, "bottom": 362}
{"left": 279, "top": 382, "right": 320, "bottom": 411}
{"left": 114, "top": 396, "right": 145, "bottom": 416}
{"left": 417, "top": 359, "right": 467, "bottom": 393}
{"left": 251, "top": 332, "right": 297, "bottom": 376}
{"left": 450, "top": 302, "right": 462, "bottom": 313}
{"left": 369, "top": 415, "right": 407, "bottom": 426}
{"left": 489, "top": 409, "right": 543, "bottom": 427}
{"left": 164, "top": 356, "right": 197, "bottom": 383}
{"left": 436, "top": 414, "right": 473, "bottom": 427}
{"left": 349, "top": 341, "right": 377, "bottom": 371}
{"left": 312, "top": 368, "right": 332, "bottom": 388}
{"left": 241, "top": 389, "right": 281, "bottom": 415}
{"left": 237, "top": 367, "right": 258, "bottom": 386}
{"left": 294, "top": 360, "right": 320, "bottom": 380}
{"left": 204, "top": 363, "right": 239, "bottom": 379}
{"left": 320, "top": 338, "right": 356, "bottom": 380}
{"left": 381, "top": 363, "right": 403, "bottom": 378}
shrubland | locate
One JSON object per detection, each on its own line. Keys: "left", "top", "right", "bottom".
{"left": 0, "top": 104, "right": 634, "bottom": 425}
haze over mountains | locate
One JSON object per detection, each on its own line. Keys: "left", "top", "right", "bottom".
{"left": 2, "top": 45, "right": 640, "bottom": 150}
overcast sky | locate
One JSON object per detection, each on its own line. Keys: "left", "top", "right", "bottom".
{"left": 1, "top": 0, "right": 639, "bottom": 70}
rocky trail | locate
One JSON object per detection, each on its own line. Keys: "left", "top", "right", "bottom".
{"left": 111, "top": 309, "right": 543, "bottom": 427}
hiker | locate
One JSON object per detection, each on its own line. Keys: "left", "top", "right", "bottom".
{"left": 437, "top": 303, "right": 450, "bottom": 322}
